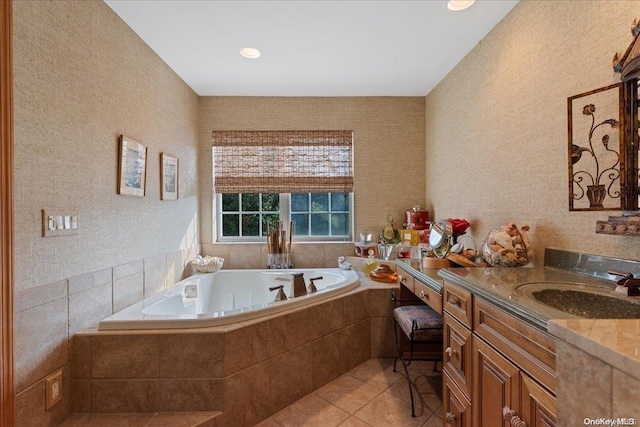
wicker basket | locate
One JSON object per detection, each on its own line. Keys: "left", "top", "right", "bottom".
{"left": 192, "top": 256, "right": 224, "bottom": 273}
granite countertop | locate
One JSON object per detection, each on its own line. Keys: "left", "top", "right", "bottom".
{"left": 395, "top": 259, "right": 444, "bottom": 293}
{"left": 437, "top": 266, "right": 626, "bottom": 332}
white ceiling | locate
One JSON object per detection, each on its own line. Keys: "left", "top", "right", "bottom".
{"left": 104, "top": 0, "right": 519, "bottom": 97}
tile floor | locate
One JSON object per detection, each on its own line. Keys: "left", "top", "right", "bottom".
{"left": 60, "top": 358, "right": 442, "bottom": 427}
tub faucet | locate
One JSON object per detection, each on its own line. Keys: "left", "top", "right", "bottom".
{"left": 269, "top": 285, "right": 287, "bottom": 301}
{"left": 274, "top": 273, "right": 307, "bottom": 297}
{"left": 291, "top": 273, "right": 307, "bottom": 297}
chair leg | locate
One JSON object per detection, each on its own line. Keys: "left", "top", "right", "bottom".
{"left": 393, "top": 319, "right": 417, "bottom": 417}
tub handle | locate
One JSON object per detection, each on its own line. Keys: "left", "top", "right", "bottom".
{"left": 308, "top": 276, "right": 323, "bottom": 293}
{"left": 269, "top": 285, "right": 288, "bottom": 301}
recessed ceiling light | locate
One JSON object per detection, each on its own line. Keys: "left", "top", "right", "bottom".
{"left": 240, "top": 47, "right": 261, "bottom": 59}
{"left": 447, "top": 0, "right": 475, "bottom": 11}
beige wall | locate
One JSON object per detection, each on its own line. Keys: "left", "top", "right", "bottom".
{"left": 198, "top": 97, "right": 426, "bottom": 267}
{"left": 425, "top": 0, "right": 640, "bottom": 265}
{"left": 12, "top": 1, "right": 199, "bottom": 424}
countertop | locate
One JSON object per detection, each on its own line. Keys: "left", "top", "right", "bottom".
{"left": 437, "top": 266, "right": 623, "bottom": 332}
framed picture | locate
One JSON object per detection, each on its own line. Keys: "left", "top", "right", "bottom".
{"left": 160, "top": 152, "right": 178, "bottom": 200}
{"left": 118, "top": 135, "right": 147, "bottom": 197}
{"left": 567, "top": 83, "right": 624, "bottom": 211}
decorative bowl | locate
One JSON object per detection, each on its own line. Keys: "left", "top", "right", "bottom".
{"left": 192, "top": 256, "right": 224, "bottom": 273}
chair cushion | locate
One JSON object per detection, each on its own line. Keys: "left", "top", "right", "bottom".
{"left": 394, "top": 305, "right": 443, "bottom": 342}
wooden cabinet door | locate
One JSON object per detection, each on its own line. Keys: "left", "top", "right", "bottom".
{"left": 520, "top": 373, "right": 557, "bottom": 427}
{"left": 443, "top": 312, "right": 472, "bottom": 397}
{"left": 472, "top": 336, "right": 520, "bottom": 427}
{"left": 443, "top": 372, "right": 472, "bottom": 427}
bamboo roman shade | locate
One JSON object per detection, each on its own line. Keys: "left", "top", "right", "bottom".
{"left": 212, "top": 130, "right": 354, "bottom": 194}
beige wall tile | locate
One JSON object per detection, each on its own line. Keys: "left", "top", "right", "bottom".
{"left": 345, "top": 320, "right": 372, "bottom": 371}
{"left": 14, "top": 297, "right": 69, "bottom": 391}
{"left": 92, "top": 335, "right": 159, "bottom": 379}
{"left": 311, "top": 297, "right": 345, "bottom": 340}
{"left": 291, "top": 244, "right": 325, "bottom": 268}
{"left": 14, "top": 279, "right": 67, "bottom": 313}
{"left": 268, "top": 345, "right": 313, "bottom": 413}
{"left": 223, "top": 322, "right": 270, "bottom": 375}
{"left": 158, "top": 334, "right": 225, "bottom": 378}
{"left": 144, "top": 253, "right": 167, "bottom": 297}
{"left": 69, "top": 282, "right": 112, "bottom": 335}
{"left": 612, "top": 368, "right": 640, "bottom": 420}
{"left": 370, "top": 316, "right": 396, "bottom": 358}
{"left": 343, "top": 289, "right": 370, "bottom": 326}
{"left": 369, "top": 288, "right": 395, "bottom": 317}
{"left": 157, "top": 379, "right": 224, "bottom": 412}
{"left": 228, "top": 244, "right": 262, "bottom": 269}
{"left": 112, "top": 260, "right": 143, "bottom": 281}
{"left": 71, "top": 378, "right": 92, "bottom": 413}
{"left": 166, "top": 249, "right": 185, "bottom": 286}
{"left": 72, "top": 335, "right": 92, "bottom": 379}
{"left": 222, "top": 361, "right": 273, "bottom": 427}
{"left": 325, "top": 243, "right": 356, "bottom": 267}
{"left": 311, "top": 330, "right": 347, "bottom": 389}
{"left": 556, "top": 341, "right": 612, "bottom": 425}
{"left": 68, "top": 268, "right": 112, "bottom": 295}
{"left": 112, "top": 271, "right": 144, "bottom": 313}
{"left": 91, "top": 379, "right": 158, "bottom": 413}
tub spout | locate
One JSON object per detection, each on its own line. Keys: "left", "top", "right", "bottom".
{"left": 308, "top": 276, "right": 323, "bottom": 293}
{"left": 291, "top": 273, "right": 307, "bottom": 297}
{"left": 269, "top": 285, "right": 287, "bottom": 301}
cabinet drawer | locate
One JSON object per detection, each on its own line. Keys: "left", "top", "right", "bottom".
{"left": 443, "top": 372, "right": 472, "bottom": 427}
{"left": 443, "top": 312, "right": 472, "bottom": 398}
{"left": 474, "top": 298, "right": 556, "bottom": 393}
{"left": 414, "top": 279, "right": 442, "bottom": 314}
{"left": 443, "top": 281, "right": 473, "bottom": 328}
{"left": 399, "top": 273, "right": 414, "bottom": 294}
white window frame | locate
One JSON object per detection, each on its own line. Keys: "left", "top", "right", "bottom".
{"left": 215, "top": 192, "right": 354, "bottom": 243}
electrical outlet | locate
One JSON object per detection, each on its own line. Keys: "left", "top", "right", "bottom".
{"left": 45, "top": 370, "right": 63, "bottom": 410}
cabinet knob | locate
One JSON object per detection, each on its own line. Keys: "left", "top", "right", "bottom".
{"left": 419, "top": 290, "right": 426, "bottom": 299}
{"left": 503, "top": 406, "right": 526, "bottom": 427}
{"left": 445, "top": 347, "right": 457, "bottom": 358}
{"left": 398, "top": 274, "right": 404, "bottom": 284}
{"left": 446, "top": 411, "right": 456, "bottom": 422}
{"left": 448, "top": 294, "right": 460, "bottom": 306}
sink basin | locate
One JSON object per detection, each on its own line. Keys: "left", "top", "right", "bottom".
{"left": 514, "top": 282, "right": 640, "bottom": 319}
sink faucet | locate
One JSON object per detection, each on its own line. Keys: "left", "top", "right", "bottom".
{"left": 610, "top": 270, "right": 640, "bottom": 296}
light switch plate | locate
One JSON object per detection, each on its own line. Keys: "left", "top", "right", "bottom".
{"left": 42, "top": 210, "right": 79, "bottom": 237}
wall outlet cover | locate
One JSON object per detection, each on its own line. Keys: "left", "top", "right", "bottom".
{"left": 45, "top": 370, "right": 63, "bottom": 410}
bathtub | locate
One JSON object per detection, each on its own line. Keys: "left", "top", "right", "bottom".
{"left": 98, "top": 268, "right": 360, "bottom": 330}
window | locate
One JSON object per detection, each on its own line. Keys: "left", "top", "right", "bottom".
{"left": 213, "top": 130, "right": 354, "bottom": 242}
{"left": 217, "top": 192, "right": 352, "bottom": 241}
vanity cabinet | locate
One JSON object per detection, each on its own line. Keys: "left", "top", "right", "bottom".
{"left": 442, "top": 280, "right": 558, "bottom": 427}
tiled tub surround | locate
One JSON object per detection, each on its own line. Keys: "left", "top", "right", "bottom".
{"left": 14, "top": 246, "right": 198, "bottom": 427}
{"left": 72, "top": 277, "right": 398, "bottom": 427}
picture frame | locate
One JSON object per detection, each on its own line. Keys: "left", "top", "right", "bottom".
{"left": 118, "top": 135, "right": 147, "bottom": 197}
{"left": 567, "top": 83, "right": 624, "bottom": 211}
{"left": 160, "top": 152, "right": 178, "bottom": 200}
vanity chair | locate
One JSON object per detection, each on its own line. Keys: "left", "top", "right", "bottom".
{"left": 391, "top": 292, "right": 443, "bottom": 417}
